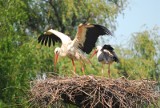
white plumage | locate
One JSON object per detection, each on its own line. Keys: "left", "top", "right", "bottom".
{"left": 38, "top": 23, "right": 112, "bottom": 74}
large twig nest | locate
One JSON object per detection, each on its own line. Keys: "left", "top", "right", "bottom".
{"left": 29, "top": 75, "right": 160, "bottom": 108}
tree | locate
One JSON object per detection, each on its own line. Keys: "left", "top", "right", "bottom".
{"left": 132, "top": 31, "right": 156, "bottom": 59}
{"left": 25, "top": 0, "right": 127, "bottom": 36}
{"left": 116, "top": 28, "right": 160, "bottom": 80}
{"left": 0, "top": 0, "right": 29, "bottom": 107}
{"left": 0, "top": 0, "right": 128, "bottom": 107}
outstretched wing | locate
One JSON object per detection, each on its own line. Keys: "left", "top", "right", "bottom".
{"left": 73, "top": 23, "right": 112, "bottom": 54}
{"left": 38, "top": 29, "right": 71, "bottom": 47}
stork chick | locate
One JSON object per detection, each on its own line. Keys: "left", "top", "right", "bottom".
{"left": 91, "top": 45, "right": 119, "bottom": 77}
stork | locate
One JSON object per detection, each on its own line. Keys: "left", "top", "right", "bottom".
{"left": 38, "top": 23, "right": 112, "bottom": 74}
{"left": 91, "top": 44, "right": 119, "bottom": 77}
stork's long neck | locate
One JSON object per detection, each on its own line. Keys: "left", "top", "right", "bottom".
{"left": 58, "top": 49, "right": 65, "bottom": 57}
{"left": 96, "top": 46, "right": 103, "bottom": 58}
{"left": 97, "top": 50, "right": 103, "bottom": 58}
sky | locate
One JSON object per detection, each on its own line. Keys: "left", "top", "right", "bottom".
{"left": 107, "top": 0, "right": 160, "bottom": 47}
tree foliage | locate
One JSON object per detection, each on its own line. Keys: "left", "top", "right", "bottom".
{"left": 1, "top": 0, "right": 160, "bottom": 107}
{"left": 0, "top": 0, "right": 127, "bottom": 107}
{"left": 26, "top": 0, "right": 127, "bottom": 35}
{"left": 132, "top": 31, "right": 156, "bottom": 59}
{"left": 116, "top": 28, "right": 160, "bottom": 80}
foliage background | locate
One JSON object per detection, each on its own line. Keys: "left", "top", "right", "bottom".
{"left": 0, "top": 0, "right": 159, "bottom": 107}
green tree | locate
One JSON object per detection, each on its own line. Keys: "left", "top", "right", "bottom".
{"left": 0, "top": 0, "right": 128, "bottom": 107}
{"left": 132, "top": 31, "right": 156, "bottom": 59}
{"left": 25, "top": 0, "right": 127, "bottom": 35}
{"left": 0, "top": 0, "right": 29, "bottom": 107}
{"left": 116, "top": 28, "right": 160, "bottom": 80}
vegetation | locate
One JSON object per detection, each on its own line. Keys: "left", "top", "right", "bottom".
{"left": 116, "top": 28, "right": 160, "bottom": 80}
{"left": 0, "top": 0, "right": 159, "bottom": 107}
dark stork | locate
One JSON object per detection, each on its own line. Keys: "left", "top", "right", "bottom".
{"left": 91, "top": 44, "right": 119, "bottom": 77}
{"left": 38, "top": 23, "right": 112, "bottom": 74}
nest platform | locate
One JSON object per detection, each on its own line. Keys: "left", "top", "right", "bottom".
{"left": 30, "top": 75, "right": 159, "bottom": 108}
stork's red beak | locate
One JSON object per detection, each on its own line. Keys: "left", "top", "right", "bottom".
{"left": 54, "top": 53, "right": 59, "bottom": 66}
{"left": 90, "top": 49, "right": 98, "bottom": 58}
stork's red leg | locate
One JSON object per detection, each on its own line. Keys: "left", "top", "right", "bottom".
{"left": 53, "top": 57, "right": 57, "bottom": 72}
{"left": 101, "top": 64, "right": 104, "bottom": 76}
{"left": 71, "top": 58, "right": 76, "bottom": 74}
{"left": 87, "top": 59, "right": 93, "bottom": 65}
{"left": 108, "top": 64, "right": 111, "bottom": 78}
{"left": 80, "top": 61, "right": 85, "bottom": 75}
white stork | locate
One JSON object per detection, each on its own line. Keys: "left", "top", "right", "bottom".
{"left": 38, "top": 23, "right": 112, "bottom": 74}
{"left": 91, "top": 44, "right": 119, "bottom": 77}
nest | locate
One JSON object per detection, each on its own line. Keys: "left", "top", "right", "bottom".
{"left": 30, "top": 75, "right": 160, "bottom": 108}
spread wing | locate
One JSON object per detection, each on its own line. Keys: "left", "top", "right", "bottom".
{"left": 73, "top": 23, "right": 112, "bottom": 54}
{"left": 38, "top": 29, "right": 71, "bottom": 47}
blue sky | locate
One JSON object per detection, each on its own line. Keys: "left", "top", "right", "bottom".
{"left": 107, "top": 0, "right": 160, "bottom": 47}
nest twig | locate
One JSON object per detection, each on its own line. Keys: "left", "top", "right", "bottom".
{"left": 30, "top": 75, "right": 160, "bottom": 108}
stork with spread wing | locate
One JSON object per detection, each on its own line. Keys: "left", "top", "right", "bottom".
{"left": 38, "top": 23, "right": 112, "bottom": 74}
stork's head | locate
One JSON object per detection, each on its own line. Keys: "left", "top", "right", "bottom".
{"left": 96, "top": 46, "right": 102, "bottom": 51}
{"left": 90, "top": 46, "right": 102, "bottom": 58}
{"left": 54, "top": 47, "right": 61, "bottom": 54}
{"left": 54, "top": 47, "right": 61, "bottom": 66}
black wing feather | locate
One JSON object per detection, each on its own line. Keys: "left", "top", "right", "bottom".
{"left": 113, "top": 56, "right": 119, "bottom": 63}
{"left": 41, "top": 36, "right": 46, "bottom": 45}
{"left": 38, "top": 33, "right": 61, "bottom": 47}
{"left": 48, "top": 36, "right": 52, "bottom": 47}
{"left": 80, "top": 24, "right": 112, "bottom": 54}
{"left": 102, "top": 44, "right": 114, "bottom": 51}
{"left": 102, "top": 44, "right": 119, "bottom": 63}
{"left": 44, "top": 36, "right": 48, "bottom": 46}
